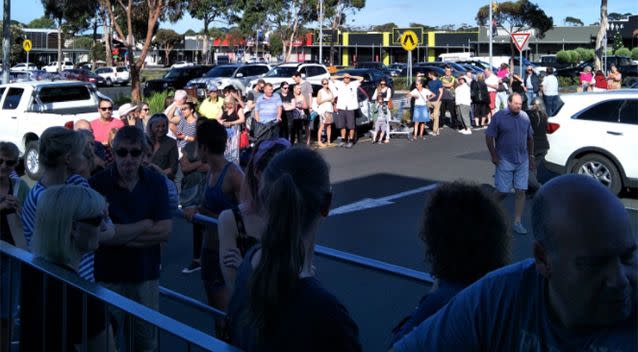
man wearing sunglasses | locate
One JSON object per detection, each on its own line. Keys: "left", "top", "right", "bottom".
{"left": 89, "top": 126, "right": 172, "bottom": 351}
{"left": 91, "top": 98, "right": 125, "bottom": 145}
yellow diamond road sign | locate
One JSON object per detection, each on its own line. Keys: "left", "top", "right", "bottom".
{"left": 400, "top": 30, "right": 418, "bottom": 51}
{"left": 23, "top": 39, "right": 32, "bottom": 52}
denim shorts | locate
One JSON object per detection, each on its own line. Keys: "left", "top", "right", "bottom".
{"left": 494, "top": 158, "right": 529, "bottom": 192}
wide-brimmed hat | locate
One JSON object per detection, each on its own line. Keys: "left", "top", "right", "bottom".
{"left": 117, "top": 103, "right": 137, "bottom": 117}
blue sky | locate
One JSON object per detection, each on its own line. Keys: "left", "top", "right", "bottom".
{"left": 5, "top": 0, "right": 637, "bottom": 33}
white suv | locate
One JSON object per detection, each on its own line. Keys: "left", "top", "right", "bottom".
{"left": 544, "top": 90, "right": 638, "bottom": 194}
{"left": 250, "top": 62, "right": 330, "bottom": 93}
{"left": 95, "top": 66, "right": 130, "bottom": 86}
{"left": 43, "top": 61, "right": 74, "bottom": 73}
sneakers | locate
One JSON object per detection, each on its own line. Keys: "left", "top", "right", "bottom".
{"left": 512, "top": 222, "right": 528, "bottom": 234}
{"left": 182, "top": 261, "right": 201, "bottom": 274}
{"left": 459, "top": 129, "right": 472, "bottom": 135}
{"left": 337, "top": 140, "right": 345, "bottom": 147}
{"left": 345, "top": 141, "right": 353, "bottom": 149}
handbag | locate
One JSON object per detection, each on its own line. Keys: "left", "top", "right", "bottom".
{"left": 323, "top": 111, "right": 334, "bottom": 124}
{"left": 232, "top": 207, "right": 258, "bottom": 255}
{"left": 239, "top": 129, "right": 249, "bottom": 149}
{"left": 293, "top": 108, "right": 306, "bottom": 120}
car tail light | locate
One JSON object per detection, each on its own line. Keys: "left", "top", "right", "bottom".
{"left": 64, "top": 121, "right": 74, "bottom": 129}
{"left": 546, "top": 122, "right": 560, "bottom": 134}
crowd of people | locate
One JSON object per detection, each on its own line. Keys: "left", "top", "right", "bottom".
{"left": 0, "top": 66, "right": 636, "bottom": 351}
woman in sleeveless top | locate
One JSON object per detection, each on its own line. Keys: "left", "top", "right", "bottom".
{"left": 279, "top": 82, "right": 295, "bottom": 140}
{"left": 291, "top": 84, "right": 309, "bottom": 145}
{"left": 220, "top": 96, "right": 245, "bottom": 164}
{"left": 182, "top": 120, "right": 244, "bottom": 328}
{"left": 217, "top": 138, "right": 291, "bottom": 299}
{"left": 316, "top": 79, "right": 334, "bottom": 147}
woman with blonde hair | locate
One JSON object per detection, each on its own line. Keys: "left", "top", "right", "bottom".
{"left": 20, "top": 185, "right": 115, "bottom": 351}
{"left": 220, "top": 96, "right": 246, "bottom": 164}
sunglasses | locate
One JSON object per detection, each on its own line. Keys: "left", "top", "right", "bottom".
{"left": 76, "top": 215, "right": 104, "bottom": 227}
{"left": 0, "top": 158, "right": 18, "bottom": 167}
{"left": 115, "top": 148, "right": 143, "bottom": 158}
{"left": 100, "top": 107, "right": 113, "bottom": 111}
{"left": 380, "top": 83, "right": 386, "bottom": 85}
{"left": 282, "top": 87, "right": 289, "bottom": 89}
{"left": 142, "top": 108, "right": 150, "bottom": 111}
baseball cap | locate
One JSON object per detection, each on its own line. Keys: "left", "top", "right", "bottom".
{"left": 207, "top": 82, "right": 218, "bottom": 92}
{"left": 117, "top": 103, "right": 137, "bottom": 117}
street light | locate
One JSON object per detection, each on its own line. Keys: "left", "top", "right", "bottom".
{"left": 319, "top": 0, "right": 323, "bottom": 64}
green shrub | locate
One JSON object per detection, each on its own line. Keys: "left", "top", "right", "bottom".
{"left": 393, "top": 77, "right": 409, "bottom": 91}
{"left": 112, "top": 93, "right": 130, "bottom": 107}
{"left": 632, "top": 47, "right": 638, "bottom": 60}
{"left": 615, "top": 47, "right": 631, "bottom": 58}
{"left": 569, "top": 50, "right": 581, "bottom": 63}
{"left": 146, "top": 91, "right": 172, "bottom": 115}
{"left": 574, "top": 47, "right": 594, "bottom": 62}
{"left": 558, "top": 76, "right": 578, "bottom": 87}
{"left": 556, "top": 50, "right": 572, "bottom": 63}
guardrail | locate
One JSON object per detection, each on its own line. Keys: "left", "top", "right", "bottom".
{"left": 0, "top": 241, "right": 240, "bottom": 352}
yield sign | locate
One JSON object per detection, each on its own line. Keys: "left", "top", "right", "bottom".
{"left": 511, "top": 32, "right": 531, "bottom": 52}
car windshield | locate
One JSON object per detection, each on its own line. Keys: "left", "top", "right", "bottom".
{"left": 164, "top": 69, "right": 188, "bottom": 79}
{"left": 205, "top": 66, "right": 236, "bottom": 77}
{"left": 265, "top": 66, "right": 298, "bottom": 77}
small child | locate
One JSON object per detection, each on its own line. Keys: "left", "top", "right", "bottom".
{"left": 372, "top": 94, "right": 391, "bottom": 144}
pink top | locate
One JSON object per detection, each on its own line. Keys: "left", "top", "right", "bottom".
{"left": 497, "top": 69, "right": 509, "bottom": 79}
{"left": 90, "top": 117, "right": 125, "bottom": 144}
{"left": 580, "top": 72, "right": 593, "bottom": 84}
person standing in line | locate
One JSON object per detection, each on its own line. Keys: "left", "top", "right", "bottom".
{"left": 524, "top": 66, "right": 540, "bottom": 109}
{"left": 541, "top": 67, "right": 560, "bottom": 117}
{"left": 138, "top": 102, "right": 152, "bottom": 130}
{"left": 279, "top": 82, "right": 295, "bottom": 140}
{"left": 485, "top": 93, "right": 535, "bottom": 234}
{"left": 407, "top": 80, "right": 434, "bottom": 141}
{"left": 316, "top": 79, "right": 334, "bottom": 147}
{"left": 509, "top": 73, "right": 528, "bottom": 110}
{"left": 175, "top": 101, "right": 199, "bottom": 151}
{"left": 199, "top": 84, "right": 224, "bottom": 120}
{"left": 471, "top": 73, "right": 490, "bottom": 128}
{"left": 371, "top": 94, "right": 392, "bottom": 144}
{"left": 91, "top": 99, "right": 124, "bottom": 145}
{"left": 89, "top": 126, "right": 172, "bottom": 352}
{"left": 439, "top": 68, "right": 459, "bottom": 129}
{"left": 372, "top": 78, "right": 392, "bottom": 105}
{"left": 246, "top": 79, "right": 266, "bottom": 113}
{"left": 220, "top": 96, "right": 246, "bottom": 165}
{"left": 426, "top": 71, "right": 443, "bottom": 135}
{"left": 332, "top": 73, "right": 364, "bottom": 148}
{"left": 484, "top": 69, "right": 499, "bottom": 122}
{"left": 147, "top": 113, "right": 179, "bottom": 180}
{"left": 455, "top": 77, "right": 472, "bottom": 135}
{"left": 165, "top": 89, "right": 188, "bottom": 138}
{"left": 526, "top": 98, "right": 549, "bottom": 196}
{"left": 291, "top": 85, "right": 310, "bottom": 145}
{"left": 253, "top": 83, "right": 283, "bottom": 140}
{"left": 410, "top": 72, "right": 425, "bottom": 123}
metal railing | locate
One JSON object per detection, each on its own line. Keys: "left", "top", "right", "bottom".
{"left": 0, "top": 241, "right": 240, "bottom": 352}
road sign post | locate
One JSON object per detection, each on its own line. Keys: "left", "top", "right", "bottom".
{"left": 511, "top": 32, "right": 531, "bottom": 78}
{"left": 23, "top": 39, "right": 32, "bottom": 67}
{"left": 400, "top": 30, "right": 418, "bottom": 86}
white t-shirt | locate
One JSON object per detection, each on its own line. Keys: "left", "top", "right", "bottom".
{"left": 455, "top": 84, "right": 472, "bottom": 106}
{"left": 542, "top": 74, "right": 559, "bottom": 96}
{"left": 333, "top": 80, "right": 361, "bottom": 111}
{"left": 372, "top": 87, "right": 392, "bottom": 102}
{"left": 409, "top": 88, "right": 433, "bottom": 106}
{"left": 485, "top": 74, "right": 500, "bottom": 93}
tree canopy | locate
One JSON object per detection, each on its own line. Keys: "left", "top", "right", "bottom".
{"left": 27, "top": 16, "right": 56, "bottom": 29}
{"left": 564, "top": 16, "right": 584, "bottom": 26}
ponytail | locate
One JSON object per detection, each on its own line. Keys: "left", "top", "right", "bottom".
{"left": 248, "top": 173, "right": 305, "bottom": 343}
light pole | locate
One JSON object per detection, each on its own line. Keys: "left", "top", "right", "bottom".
{"left": 319, "top": 0, "right": 323, "bottom": 64}
{"left": 2, "top": 0, "right": 10, "bottom": 84}
{"left": 488, "top": 0, "right": 493, "bottom": 68}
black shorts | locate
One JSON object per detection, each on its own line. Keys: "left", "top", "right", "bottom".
{"left": 472, "top": 102, "right": 490, "bottom": 118}
{"left": 335, "top": 110, "right": 356, "bottom": 130}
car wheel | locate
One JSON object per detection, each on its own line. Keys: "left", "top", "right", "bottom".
{"left": 24, "top": 141, "right": 43, "bottom": 181}
{"left": 106, "top": 78, "right": 112, "bottom": 87}
{"left": 572, "top": 154, "right": 622, "bottom": 195}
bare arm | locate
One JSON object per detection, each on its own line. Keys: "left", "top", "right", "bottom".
{"left": 436, "top": 88, "right": 443, "bottom": 102}
{"left": 101, "top": 220, "right": 152, "bottom": 245}
{"left": 218, "top": 209, "right": 241, "bottom": 292}
{"left": 164, "top": 103, "right": 181, "bottom": 124}
{"left": 180, "top": 153, "right": 203, "bottom": 173}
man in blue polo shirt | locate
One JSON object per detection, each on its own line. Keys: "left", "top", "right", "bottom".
{"left": 485, "top": 93, "right": 534, "bottom": 234}
{"left": 90, "top": 126, "right": 172, "bottom": 351}
{"left": 253, "top": 83, "right": 282, "bottom": 140}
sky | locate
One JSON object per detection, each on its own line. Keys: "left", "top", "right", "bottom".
{"left": 4, "top": 0, "right": 637, "bottom": 33}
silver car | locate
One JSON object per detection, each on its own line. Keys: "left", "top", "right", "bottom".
{"left": 186, "top": 64, "right": 271, "bottom": 98}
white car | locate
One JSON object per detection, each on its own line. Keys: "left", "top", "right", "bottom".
{"left": 172, "top": 61, "right": 195, "bottom": 68}
{"left": 186, "top": 64, "right": 271, "bottom": 99}
{"left": 95, "top": 66, "right": 130, "bottom": 86}
{"left": 544, "top": 90, "right": 638, "bottom": 194}
{"left": 0, "top": 81, "right": 102, "bottom": 179}
{"left": 11, "top": 63, "right": 38, "bottom": 72}
{"left": 250, "top": 62, "right": 330, "bottom": 94}
{"left": 43, "top": 61, "right": 74, "bottom": 73}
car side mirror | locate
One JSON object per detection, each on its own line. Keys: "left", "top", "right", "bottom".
{"left": 236, "top": 73, "right": 244, "bottom": 78}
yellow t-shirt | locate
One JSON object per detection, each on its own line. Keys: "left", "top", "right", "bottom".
{"left": 198, "top": 96, "right": 224, "bottom": 119}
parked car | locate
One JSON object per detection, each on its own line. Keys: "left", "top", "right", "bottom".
{"left": 186, "top": 64, "right": 271, "bottom": 99}
{"left": 143, "top": 65, "right": 213, "bottom": 96}
{"left": 95, "top": 66, "right": 130, "bottom": 86}
{"left": 250, "top": 62, "right": 330, "bottom": 94}
{"left": 171, "top": 61, "right": 195, "bottom": 68}
{"left": 458, "top": 63, "right": 484, "bottom": 74}
{"left": 43, "top": 61, "right": 74, "bottom": 73}
{"left": 408, "top": 65, "right": 446, "bottom": 80}
{"left": 544, "top": 90, "right": 638, "bottom": 195}
{"left": 456, "top": 59, "right": 496, "bottom": 72}
{"left": 8, "top": 70, "right": 52, "bottom": 83}
{"left": 60, "top": 69, "right": 105, "bottom": 86}
{"left": 417, "top": 61, "right": 467, "bottom": 77}
{"left": 336, "top": 68, "right": 394, "bottom": 99}
{"left": 556, "top": 55, "right": 636, "bottom": 83}
{"left": 388, "top": 63, "right": 407, "bottom": 76}
{"left": 11, "top": 63, "right": 38, "bottom": 72}
{"left": 356, "top": 62, "right": 391, "bottom": 74}
{"left": 0, "top": 81, "right": 103, "bottom": 179}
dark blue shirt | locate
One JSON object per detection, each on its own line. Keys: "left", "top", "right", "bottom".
{"left": 391, "top": 280, "right": 465, "bottom": 344}
{"left": 228, "top": 246, "right": 361, "bottom": 352}
{"left": 427, "top": 79, "right": 443, "bottom": 101}
{"left": 486, "top": 109, "right": 533, "bottom": 164}
{"left": 89, "top": 166, "right": 171, "bottom": 282}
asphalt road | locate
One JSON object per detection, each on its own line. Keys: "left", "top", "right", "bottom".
{"left": 153, "top": 126, "right": 637, "bottom": 351}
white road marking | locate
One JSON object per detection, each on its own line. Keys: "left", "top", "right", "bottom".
{"left": 329, "top": 183, "right": 439, "bottom": 216}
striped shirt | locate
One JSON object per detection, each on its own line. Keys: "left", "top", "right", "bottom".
{"left": 21, "top": 174, "right": 96, "bottom": 282}
{"left": 176, "top": 118, "right": 198, "bottom": 149}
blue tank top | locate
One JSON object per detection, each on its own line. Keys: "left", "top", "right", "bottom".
{"left": 203, "top": 162, "right": 237, "bottom": 215}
